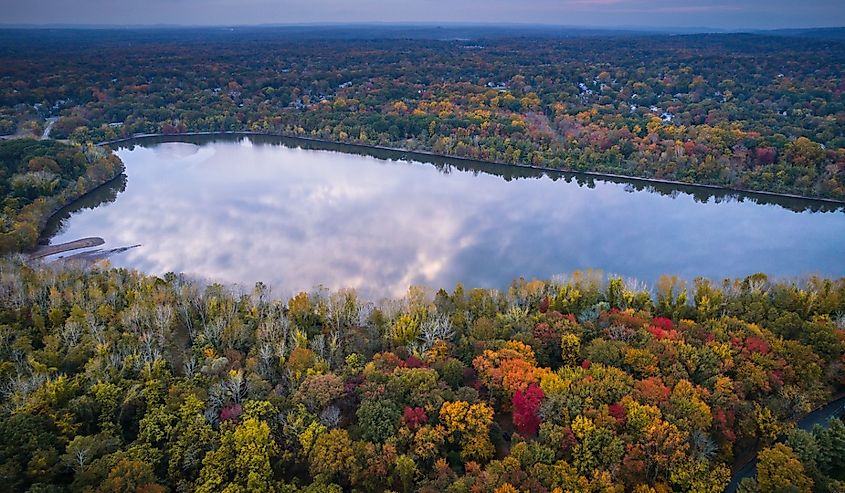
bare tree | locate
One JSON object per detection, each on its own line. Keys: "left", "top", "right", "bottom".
{"left": 417, "top": 313, "right": 454, "bottom": 352}
{"left": 154, "top": 304, "right": 174, "bottom": 335}
{"left": 87, "top": 316, "right": 107, "bottom": 347}
{"left": 320, "top": 405, "right": 341, "bottom": 428}
{"left": 139, "top": 329, "right": 163, "bottom": 364}
{"left": 60, "top": 321, "right": 83, "bottom": 347}
{"left": 310, "top": 334, "right": 326, "bottom": 360}
{"left": 607, "top": 324, "right": 634, "bottom": 342}
{"left": 0, "top": 268, "right": 26, "bottom": 308}
{"left": 203, "top": 318, "right": 226, "bottom": 348}
{"left": 183, "top": 356, "right": 199, "bottom": 378}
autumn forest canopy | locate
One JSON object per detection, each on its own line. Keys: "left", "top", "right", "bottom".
{"left": 1, "top": 263, "right": 844, "bottom": 492}
{"left": 0, "top": 27, "right": 844, "bottom": 201}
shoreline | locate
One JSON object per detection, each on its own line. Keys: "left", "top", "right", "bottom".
{"left": 32, "top": 170, "right": 126, "bottom": 251}
{"left": 30, "top": 237, "right": 104, "bottom": 259}
{"left": 31, "top": 129, "right": 842, "bottom": 263}
{"left": 99, "top": 131, "right": 845, "bottom": 208}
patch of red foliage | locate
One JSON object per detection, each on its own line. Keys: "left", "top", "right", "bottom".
{"left": 713, "top": 409, "right": 736, "bottom": 442}
{"left": 633, "top": 376, "right": 671, "bottom": 405}
{"left": 533, "top": 322, "right": 561, "bottom": 346}
{"left": 539, "top": 296, "right": 550, "bottom": 313}
{"left": 404, "top": 355, "right": 427, "bottom": 368}
{"left": 744, "top": 336, "right": 771, "bottom": 355}
{"left": 219, "top": 403, "right": 242, "bottom": 423}
{"left": 608, "top": 310, "right": 650, "bottom": 330}
{"left": 403, "top": 406, "right": 428, "bottom": 429}
{"left": 608, "top": 402, "right": 627, "bottom": 426}
{"left": 512, "top": 383, "right": 544, "bottom": 436}
{"left": 648, "top": 317, "right": 680, "bottom": 340}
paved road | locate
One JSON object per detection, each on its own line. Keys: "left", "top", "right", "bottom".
{"left": 41, "top": 117, "right": 58, "bottom": 140}
{"left": 724, "top": 395, "right": 845, "bottom": 492}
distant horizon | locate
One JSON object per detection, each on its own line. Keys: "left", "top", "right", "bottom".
{"left": 2, "top": 0, "right": 844, "bottom": 31}
{"left": 0, "top": 22, "right": 843, "bottom": 33}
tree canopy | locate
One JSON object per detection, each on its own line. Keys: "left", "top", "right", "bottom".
{"left": 0, "top": 261, "right": 843, "bottom": 491}
{"left": 1, "top": 28, "right": 843, "bottom": 200}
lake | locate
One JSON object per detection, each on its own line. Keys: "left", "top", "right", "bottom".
{"left": 44, "top": 134, "right": 845, "bottom": 298}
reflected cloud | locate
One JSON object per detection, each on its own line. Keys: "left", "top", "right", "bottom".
{"left": 50, "top": 137, "right": 845, "bottom": 298}
{"left": 152, "top": 142, "right": 200, "bottom": 158}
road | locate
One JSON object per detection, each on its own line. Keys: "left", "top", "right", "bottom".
{"left": 724, "top": 395, "right": 845, "bottom": 492}
{"left": 41, "top": 117, "right": 58, "bottom": 140}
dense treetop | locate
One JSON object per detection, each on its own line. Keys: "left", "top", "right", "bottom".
{"left": 1, "top": 28, "right": 844, "bottom": 200}
{"left": 0, "top": 261, "right": 843, "bottom": 492}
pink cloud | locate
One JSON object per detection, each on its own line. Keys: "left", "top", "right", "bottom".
{"left": 569, "top": 0, "right": 630, "bottom": 4}
{"left": 648, "top": 4, "right": 742, "bottom": 13}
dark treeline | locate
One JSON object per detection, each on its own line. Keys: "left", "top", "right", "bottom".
{"left": 0, "top": 261, "right": 843, "bottom": 492}
{"left": 1, "top": 28, "right": 844, "bottom": 200}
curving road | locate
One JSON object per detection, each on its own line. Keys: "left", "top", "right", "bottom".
{"left": 41, "top": 117, "right": 58, "bottom": 140}
{"left": 724, "top": 395, "right": 845, "bottom": 492}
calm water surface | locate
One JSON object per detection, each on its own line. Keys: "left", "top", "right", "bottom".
{"left": 46, "top": 135, "right": 845, "bottom": 298}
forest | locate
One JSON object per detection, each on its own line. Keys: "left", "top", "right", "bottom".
{"left": 0, "top": 26, "right": 844, "bottom": 493}
{"left": 0, "top": 259, "right": 843, "bottom": 492}
{"left": 0, "top": 139, "right": 124, "bottom": 253}
{"left": 0, "top": 28, "right": 844, "bottom": 200}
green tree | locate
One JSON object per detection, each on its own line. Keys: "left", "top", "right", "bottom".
{"left": 356, "top": 399, "right": 401, "bottom": 443}
{"left": 62, "top": 433, "right": 120, "bottom": 473}
{"left": 756, "top": 443, "right": 813, "bottom": 493}
{"left": 195, "top": 417, "right": 278, "bottom": 492}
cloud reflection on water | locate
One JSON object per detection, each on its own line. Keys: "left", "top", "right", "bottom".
{"left": 50, "top": 137, "right": 845, "bottom": 298}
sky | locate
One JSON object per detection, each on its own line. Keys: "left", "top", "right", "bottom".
{"left": 0, "top": 0, "right": 843, "bottom": 30}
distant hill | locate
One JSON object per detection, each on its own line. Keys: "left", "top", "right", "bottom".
{"left": 758, "top": 27, "right": 845, "bottom": 40}
{"left": 0, "top": 24, "right": 842, "bottom": 41}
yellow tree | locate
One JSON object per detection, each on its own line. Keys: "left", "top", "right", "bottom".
{"left": 195, "top": 418, "right": 278, "bottom": 493}
{"left": 560, "top": 333, "right": 581, "bottom": 367}
{"left": 439, "top": 401, "right": 495, "bottom": 462}
{"left": 309, "top": 428, "right": 358, "bottom": 483}
{"left": 756, "top": 444, "right": 813, "bottom": 493}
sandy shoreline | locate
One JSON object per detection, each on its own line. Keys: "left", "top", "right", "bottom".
{"left": 30, "top": 237, "right": 104, "bottom": 259}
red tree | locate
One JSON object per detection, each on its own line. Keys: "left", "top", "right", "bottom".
{"left": 512, "top": 383, "right": 544, "bottom": 436}
{"left": 219, "top": 403, "right": 242, "bottom": 423}
{"left": 403, "top": 406, "right": 428, "bottom": 429}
